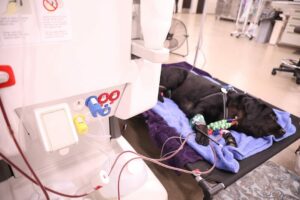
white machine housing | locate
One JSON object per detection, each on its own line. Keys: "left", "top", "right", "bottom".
{"left": 0, "top": 0, "right": 173, "bottom": 199}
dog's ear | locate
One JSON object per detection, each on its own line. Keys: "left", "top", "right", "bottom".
{"left": 270, "top": 112, "right": 278, "bottom": 121}
{"left": 243, "top": 98, "right": 274, "bottom": 120}
{"left": 226, "top": 90, "right": 238, "bottom": 100}
{"left": 160, "top": 67, "right": 188, "bottom": 90}
{"left": 260, "top": 104, "right": 274, "bottom": 117}
{"left": 242, "top": 97, "right": 260, "bottom": 120}
{"left": 227, "top": 92, "right": 245, "bottom": 108}
{"left": 175, "top": 68, "right": 188, "bottom": 88}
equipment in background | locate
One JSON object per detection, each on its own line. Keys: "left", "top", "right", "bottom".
{"left": 272, "top": 58, "right": 300, "bottom": 85}
{"left": 230, "top": 0, "right": 271, "bottom": 40}
{"left": 164, "top": 18, "right": 189, "bottom": 57}
{"left": 255, "top": 1, "right": 279, "bottom": 43}
{"left": 230, "top": 0, "right": 255, "bottom": 39}
{"left": 272, "top": 25, "right": 300, "bottom": 83}
{"left": 272, "top": 1, "right": 300, "bottom": 47}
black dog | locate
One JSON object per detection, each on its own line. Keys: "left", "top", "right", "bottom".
{"left": 159, "top": 67, "right": 286, "bottom": 146}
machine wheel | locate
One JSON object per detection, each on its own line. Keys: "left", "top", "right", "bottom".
{"left": 271, "top": 69, "right": 277, "bottom": 75}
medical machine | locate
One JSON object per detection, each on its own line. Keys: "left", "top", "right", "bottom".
{"left": 0, "top": 0, "right": 174, "bottom": 199}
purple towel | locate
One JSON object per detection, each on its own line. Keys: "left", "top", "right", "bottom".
{"left": 143, "top": 110, "right": 202, "bottom": 168}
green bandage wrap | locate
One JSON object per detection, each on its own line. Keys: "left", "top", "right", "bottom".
{"left": 190, "top": 114, "right": 206, "bottom": 126}
{"left": 207, "top": 119, "right": 232, "bottom": 131}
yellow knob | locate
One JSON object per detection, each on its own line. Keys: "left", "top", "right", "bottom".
{"left": 73, "top": 115, "right": 88, "bottom": 135}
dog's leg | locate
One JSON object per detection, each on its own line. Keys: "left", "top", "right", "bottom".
{"left": 189, "top": 107, "right": 211, "bottom": 146}
{"left": 223, "top": 131, "right": 237, "bottom": 147}
{"left": 195, "top": 128, "right": 210, "bottom": 146}
{"left": 193, "top": 121, "right": 210, "bottom": 146}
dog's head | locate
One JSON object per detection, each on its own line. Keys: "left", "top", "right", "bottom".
{"left": 159, "top": 67, "right": 189, "bottom": 102}
{"left": 228, "top": 92, "right": 285, "bottom": 138}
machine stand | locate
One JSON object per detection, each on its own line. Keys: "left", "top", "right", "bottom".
{"left": 195, "top": 176, "right": 225, "bottom": 200}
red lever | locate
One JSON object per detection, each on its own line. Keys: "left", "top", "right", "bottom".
{"left": 0, "top": 65, "right": 15, "bottom": 89}
{"left": 98, "top": 92, "right": 109, "bottom": 106}
{"left": 109, "top": 90, "right": 120, "bottom": 104}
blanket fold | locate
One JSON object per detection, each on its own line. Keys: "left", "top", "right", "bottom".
{"left": 144, "top": 111, "right": 203, "bottom": 168}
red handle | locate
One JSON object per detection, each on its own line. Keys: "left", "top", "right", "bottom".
{"left": 0, "top": 65, "right": 15, "bottom": 89}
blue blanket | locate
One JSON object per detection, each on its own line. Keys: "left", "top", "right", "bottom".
{"left": 152, "top": 98, "right": 296, "bottom": 173}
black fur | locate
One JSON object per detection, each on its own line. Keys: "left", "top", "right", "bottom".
{"left": 159, "top": 67, "right": 285, "bottom": 144}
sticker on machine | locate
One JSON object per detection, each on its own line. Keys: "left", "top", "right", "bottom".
{"left": 43, "top": 0, "right": 58, "bottom": 12}
{"left": 35, "top": 0, "right": 72, "bottom": 42}
{"left": 0, "top": 0, "right": 39, "bottom": 46}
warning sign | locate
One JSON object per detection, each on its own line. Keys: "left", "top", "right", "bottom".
{"left": 0, "top": 0, "right": 71, "bottom": 46}
{"left": 0, "top": 0, "right": 39, "bottom": 46}
{"left": 43, "top": 0, "right": 58, "bottom": 12}
{"left": 36, "top": 0, "right": 72, "bottom": 42}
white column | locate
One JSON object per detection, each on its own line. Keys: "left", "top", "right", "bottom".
{"left": 189, "top": 0, "right": 199, "bottom": 14}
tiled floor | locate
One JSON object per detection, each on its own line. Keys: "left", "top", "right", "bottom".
{"left": 167, "top": 13, "right": 300, "bottom": 172}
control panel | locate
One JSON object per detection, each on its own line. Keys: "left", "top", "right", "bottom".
{"left": 16, "top": 84, "right": 125, "bottom": 153}
{"left": 84, "top": 89, "right": 121, "bottom": 118}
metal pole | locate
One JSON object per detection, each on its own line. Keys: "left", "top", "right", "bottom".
{"left": 193, "top": 0, "right": 207, "bottom": 67}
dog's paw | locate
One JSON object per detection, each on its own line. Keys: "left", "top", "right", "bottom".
{"left": 158, "top": 94, "right": 165, "bottom": 102}
{"left": 223, "top": 131, "right": 237, "bottom": 147}
{"left": 158, "top": 86, "right": 167, "bottom": 102}
{"left": 195, "top": 132, "right": 209, "bottom": 146}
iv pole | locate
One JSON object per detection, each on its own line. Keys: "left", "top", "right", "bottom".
{"left": 193, "top": 0, "right": 207, "bottom": 67}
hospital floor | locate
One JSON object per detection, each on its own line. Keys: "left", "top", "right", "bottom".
{"left": 122, "top": 14, "right": 300, "bottom": 200}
